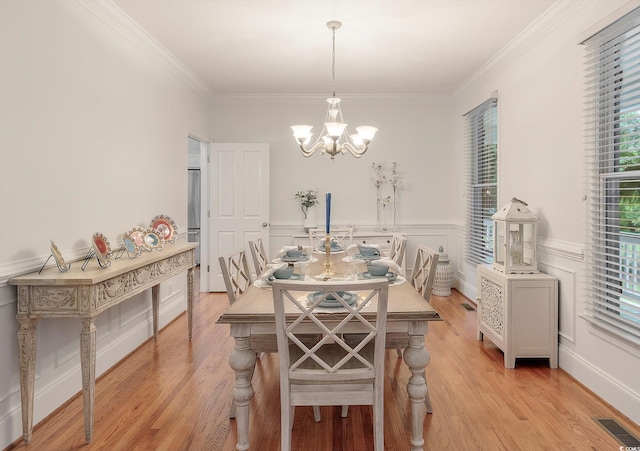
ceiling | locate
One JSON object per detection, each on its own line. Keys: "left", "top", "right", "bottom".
{"left": 112, "top": 0, "right": 556, "bottom": 96}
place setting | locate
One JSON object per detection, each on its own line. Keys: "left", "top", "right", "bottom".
{"left": 344, "top": 243, "right": 383, "bottom": 262}
{"left": 357, "top": 260, "right": 406, "bottom": 286}
{"left": 254, "top": 263, "right": 307, "bottom": 288}
{"left": 272, "top": 246, "right": 317, "bottom": 264}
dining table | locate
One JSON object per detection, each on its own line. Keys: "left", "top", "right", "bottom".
{"left": 215, "top": 247, "right": 442, "bottom": 451}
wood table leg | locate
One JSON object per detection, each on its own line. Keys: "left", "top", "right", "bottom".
{"left": 403, "top": 322, "right": 430, "bottom": 451}
{"left": 187, "top": 266, "right": 194, "bottom": 341}
{"left": 229, "top": 335, "right": 256, "bottom": 451}
{"left": 17, "top": 315, "right": 38, "bottom": 445}
{"left": 152, "top": 285, "right": 160, "bottom": 340}
{"left": 80, "top": 318, "right": 96, "bottom": 443}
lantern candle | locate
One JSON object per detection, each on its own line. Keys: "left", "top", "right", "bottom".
{"left": 326, "top": 193, "right": 331, "bottom": 234}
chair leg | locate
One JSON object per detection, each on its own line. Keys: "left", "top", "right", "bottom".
{"left": 424, "top": 371, "right": 433, "bottom": 414}
{"left": 341, "top": 405, "right": 349, "bottom": 418}
{"left": 373, "top": 390, "right": 384, "bottom": 450}
{"left": 313, "top": 405, "right": 321, "bottom": 422}
{"left": 289, "top": 406, "right": 296, "bottom": 430}
{"left": 229, "top": 395, "right": 236, "bottom": 419}
{"left": 396, "top": 348, "right": 402, "bottom": 358}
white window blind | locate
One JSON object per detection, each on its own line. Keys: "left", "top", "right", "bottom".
{"left": 583, "top": 7, "right": 640, "bottom": 345}
{"left": 464, "top": 97, "right": 498, "bottom": 265}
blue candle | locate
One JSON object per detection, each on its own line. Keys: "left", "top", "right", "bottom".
{"left": 326, "top": 193, "right": 331, "bottom": 234}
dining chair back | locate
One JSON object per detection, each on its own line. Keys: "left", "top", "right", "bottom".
{"left": 410, "top": 245, "right": 440, "bottom": 301}
{"left": 389, "top": 234, "right": 407, "bottom": 267}
{"left": 272, "top": 279, "right": 389, "bottom": 451}
{"left": 248, "top": 236, "right": 269, "bottom": 277}
{"left": 309, "top": 225, "right": 354, "bottom": 249}
{"left": 218, "top": 248, "right": 253, "bottom": 305}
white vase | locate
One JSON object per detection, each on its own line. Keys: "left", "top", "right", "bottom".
{"left": 304, "top": 207, "right": 317, "bottom": 232}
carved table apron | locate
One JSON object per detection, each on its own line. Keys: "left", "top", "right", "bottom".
{"left": 9, "top": 242, "right": 197, "bottom": 444}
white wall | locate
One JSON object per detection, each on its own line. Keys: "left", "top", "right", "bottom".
{"left": 209, "top": 98, "right": 463, "bottom": 286}
{"left": 0, "top": 1, "right": 211, "bottom": 447}
{"left": 210, "top": 96, "right": 458, "bottom": 231}
{"left": 454, "top": 0, "right": 640, "bottom": 425}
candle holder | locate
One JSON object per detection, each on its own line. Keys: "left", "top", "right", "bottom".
{"left": 324, "top": 233, "right": 334, "bottom": 276}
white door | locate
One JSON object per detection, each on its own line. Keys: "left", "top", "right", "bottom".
{"left": 209, "top": 143, "right": 270, "bottom": 291}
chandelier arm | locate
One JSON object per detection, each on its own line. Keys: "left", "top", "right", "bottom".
{"left": 299, "top": 141, "right": 327, "bottom": 158}
{"left": 341, "top": 142, "right": 368, "bottom": 158}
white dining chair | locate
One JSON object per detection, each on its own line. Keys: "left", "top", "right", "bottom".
{"left": 387, "top": 244, "right": 439, "bottom": 412}
{"left": 389, "top": 234, "right": 407, "bottom": 267}
{"left": 218, "top": 248, "right": 253, "bottom": 305}
{"left": 248, "top": 236, "right": 269, "bottom": 277}
{"left": 309, "top": 225, "right": 354, "bottom": 249}
{"left": 272, "top": 278, "right": 388, "bottom": 451}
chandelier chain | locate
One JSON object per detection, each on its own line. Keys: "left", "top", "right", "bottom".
{"left": 331, "top": 26, "right": 336, "bottom": 98}
{"left": 290, "top": 20, "right": 376, "bottom": 159}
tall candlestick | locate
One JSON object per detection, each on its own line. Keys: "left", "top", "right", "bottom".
{"left": 326, "top": 193, "right": 331, "bottom": 234}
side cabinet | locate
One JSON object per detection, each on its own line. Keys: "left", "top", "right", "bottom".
{"left": 476, "top": 264, "right": 558, "bottom": 369}
{"left": 293, "top": 232, "right": 404, "bottom": 270}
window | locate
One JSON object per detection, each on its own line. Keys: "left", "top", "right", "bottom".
{"left": 464, "top": 96, "right": 498, "bottom": 265}
{"left": 583, "top": 9, "right": 640, "bottom": 345}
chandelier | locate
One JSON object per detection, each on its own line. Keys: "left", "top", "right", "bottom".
{"left": 291, "top": 21, "right": 377, "bottom": 159}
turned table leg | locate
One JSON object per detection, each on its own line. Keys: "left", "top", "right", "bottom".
{"left": 81, "top": 318, "right": 96, "bottom": 443}
{"left": 403, "top": 322, "right": 430, "bottom": 451}
{"left": 229, "top": 335, "right": 256, "bottom": 451}
{"left": 17, "top": 315, "right": 38, "bottom": 444}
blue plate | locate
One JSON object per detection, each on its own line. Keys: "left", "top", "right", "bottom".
{"left": 358, "top": 271, "right": 397, "bottom": 281}
{"left": 316, "top": 248, "right": 345, "bottom": 254}
{"left": 354, "top": 253, "right": 382, "bottom": 261}
{"left": 307, "top": 291, "right": 357, "bottom": 308}
{"left": 281, "top": 254, "right": 309, "bottom": 262}
{"left": 268, "top": 273, "right": 303, "bottom": 283}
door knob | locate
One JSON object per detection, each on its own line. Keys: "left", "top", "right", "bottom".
{"left": 262, "top": 222, "right": 268, "bottom": 228}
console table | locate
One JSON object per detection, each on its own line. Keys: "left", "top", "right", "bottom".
{"left": 8, "top": 241, "right": 197, "bottom": 444}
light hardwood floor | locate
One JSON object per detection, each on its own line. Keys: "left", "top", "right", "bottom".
{"left": 5, "top": 269, "right": 639, "bottom": 450}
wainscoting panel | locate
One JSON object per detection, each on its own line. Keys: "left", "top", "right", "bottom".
{"left": 539, "top": 261, "right": 577, "bottom": 344}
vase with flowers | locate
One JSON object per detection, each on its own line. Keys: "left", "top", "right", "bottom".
{"left": 371, "top": 162, "right": 387, "bottom": 231}
{"left": 295, "top": 188, "right": 320, "bottom": 232}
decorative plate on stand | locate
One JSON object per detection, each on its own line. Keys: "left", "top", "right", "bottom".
{"left": 127, "top": 227, "right": 146, "bottom": 250}
{"left": 50, "top": 239, "right": 68, "bottom": 269}
{"left": 150, "top": 215, "right": 177, "bottom": 244}
{"left": 142, "top": 229, "right": 165, "bottom": 252}
{"left": 122, "top": 233, "right": 142, "bottom": 258}
{"left": 92, "top": 232, "right": 112, "bottom": 265}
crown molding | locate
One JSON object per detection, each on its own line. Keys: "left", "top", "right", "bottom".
{"left": 76, "top": 0, "right": 214, "bottom": 101}
{"left": 210, "top": 93, "right": 453, "bottom": 106}
{"left": 454, "top": 0, "right": 589, "bottom": 96}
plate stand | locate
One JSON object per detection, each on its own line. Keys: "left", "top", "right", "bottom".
{"left": 38, "top": 254, "right": 71, "bottom": 274}
{"left": 81, "top": 249, "right": 111, "bottom": 271}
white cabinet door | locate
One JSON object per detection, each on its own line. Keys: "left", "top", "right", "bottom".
{"left": 209, "top": 143, "right": 269, "bottom": 291}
